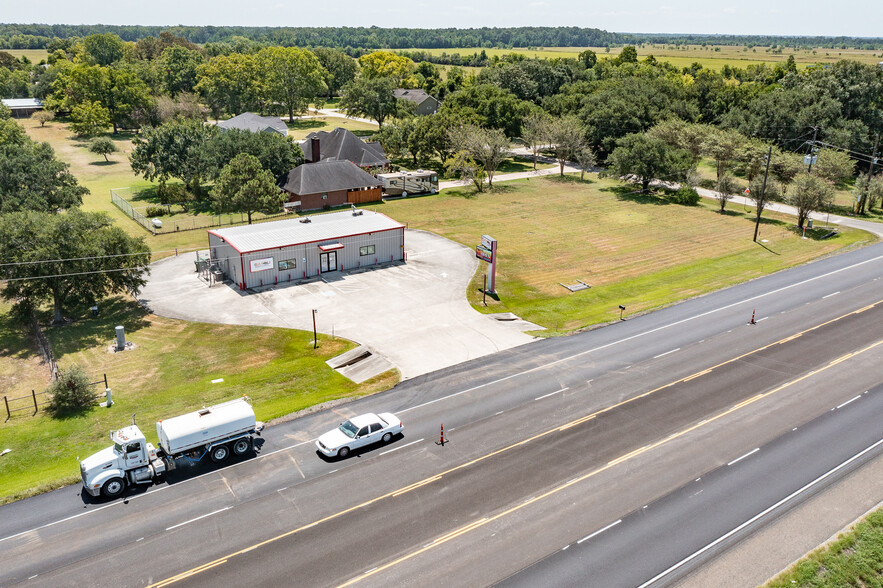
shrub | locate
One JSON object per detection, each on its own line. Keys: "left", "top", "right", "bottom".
{"left": 156, "top": 182, "right": 186, "bottom": 206}
{"left": 668, "top": 186, "right": 701, "bottom": 206}
{"left": 145, "top": 206, "right": 167, "bottom": 217}
{"left": 88, "top": 136, "right": 118, "bottom": 161}
{"left": 69, "top": 101, "right": 111, "bottom": 138}
{"left": 46, "top": 365, "right": 95, "bottom": 417}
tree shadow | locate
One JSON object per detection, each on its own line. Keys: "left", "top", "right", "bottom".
{"left": 89, "top": 160, "right": 119, "bottom": 167}
{"left": 44, "top": 296, "right": 151, "bottom": 358}
{"left": 754, "top": 240, "right": 781, "bottom": 255}
{"left": 0, "top": 313, "right": 40, "bottom": 361}
{"left": 717, "top": 209, "right": 744, "bottom": 217}
{"left": 546, "top": 175, "right": 595, "bottom": 185}
{"left": 600, "top": 185, "right": 670, "bottom": 205}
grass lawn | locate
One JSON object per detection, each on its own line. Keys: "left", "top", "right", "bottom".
{"left": 286, "top": 116, "right": 378, "bottom": 140}
{"left": 378, "top": 174, "right": 874, "bottom": 334}
{"left": 0, "top": 295, "right": 398, "bottom": 504}
{"left": 765, "top": 507, "right": 883, "bottom": 588}
{"left": 4, "top": 49, "right": 49, "bottom": 62}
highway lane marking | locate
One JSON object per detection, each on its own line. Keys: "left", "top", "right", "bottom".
{"left": 166, "top": 506, "right": 233, "bottom": 531}
{"left": 380, "top": 438, "right": 424, "bottom": 455}
{"left": 535, "top": 387, "right": 569, "bottom": 400}
{"left": 635, "top": 435, "right": 883, "bottom": 588}
{"left": 577, "top": 519, "right": 622, "bottom": 544}
{"left": 397, "top": 254, "right": 883, "bottom": 417}
{"left": 835, "top": 395, "right": 862, "bottom": 409}
{"left": 727, "top": 448, "right": 760, "bottom": 466}
{"left": 823, "top": 291, "right": 841, "bottom": 299}
{"left": 336, "top": 338, "right": 883, "bottom": 587}
{"left": 16, "top": 288, "right": 879, "bottom": 547}
{"left": 654, "top": 348, "right": 680, "bottom": 359}
{"left": 150, "top": 336, "right": 883, "bottom": 588}
{"left": 165, "top": 507, "right": 231, "bottom": 531}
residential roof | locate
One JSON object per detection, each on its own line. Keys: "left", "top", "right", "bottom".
{"left": 217, "top": 112, "right": 288, "bottom": 136}
{"left": 277, "top": 160, "right": 382, "bottom": 196}
{"left": 1, "top": 98, "right": 43, "bottom": 109}
{"left": 300, "top": 127, "right": 389, "bottom": 168}
{"left": 209, "top": 209, "right": 404, "bottom": 253}
{"left": 393, "top": 88, "right": 436, "bottom": 105}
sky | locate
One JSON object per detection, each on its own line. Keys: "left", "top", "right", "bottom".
{"left": 3, "top": 0, "right": 882, "bottom": 38}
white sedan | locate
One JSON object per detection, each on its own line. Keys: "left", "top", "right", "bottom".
{"left": 316, "top": 412, "right": 403, "bottom": 458}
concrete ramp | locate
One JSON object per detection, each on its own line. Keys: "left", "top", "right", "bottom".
{"left": 326, "top": 345, "right": 397, "bottom": 383}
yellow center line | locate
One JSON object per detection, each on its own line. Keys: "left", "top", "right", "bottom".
{"left": 339, "top": 337, "right": 883, "bottom": 587}
{"left": 149, "top": 300, "right": 882, "bottom": 588}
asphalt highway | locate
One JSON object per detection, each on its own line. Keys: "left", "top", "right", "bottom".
{"left": 2, "top": 241, "right": 883, "bottom": 587}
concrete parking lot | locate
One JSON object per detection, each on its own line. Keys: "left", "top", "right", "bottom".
{"left": 138, "top": 229, "right": 538, "bottom": 380}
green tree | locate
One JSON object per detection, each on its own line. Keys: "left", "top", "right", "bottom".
{"left": 791, "top": 173, "right": 834, "bottom": 228}
{"left": 446, "top": 149, "right": 486, "bottom": 193}
{"left": 853, "top": 174, "right": 883, "bottom": 213}
{"left": 449, "top": 124, "right": 511, "bottom": 188}
{"left": 130, "top": 118, "right": 218, "bottom": 193}
{"left": 196, "top": 53, "right": 263, "bottom": 118}
{"left": 812, "top": 149, "right": 856, "bottom": 185}
{"left": 70, "top": 101, "right": 111, "bottom": 137}
{"left": 702, "top": 128, "right": 747, "bottom": 181}
{"left": 618, "top": 45, "right": 639, "bottom": 64}
{"left": 357, "top": 51, "right": 414, "bottom": 83}
{"left": 602, "top": 133, "right": 691, "bottom": 193}
{"left": 211, "top": 154, "right": 283, "bottom": 224}
{"left": 0, "top": 141, "right": 87, "bottom": 213}
{"left": 578, "top": 49, "right": 597, "bottom": 69}
{"left": 715, "top": 172, "right": 738, "bottom": 212}
{"left": 649, "top": 119, "right": 711, "bottom": 166}
{"left": 340, "top": 76, "right": 401, "bottom": 128}
{"left": 575, "top": 146, "right": 597, "bottom": 180}
{"left": 521, "top": 111, "right": 552, "bottom": 170}
{"left": 312, "top": 47, "right": 358, "bottom": 99}
{"left": 770, "top": 152, "right": 803, "bottom": 199}
{"left": 50, "top": 64, "right": 153, "bottom": 133}
{"left": 46, "top": 364, "right": 95, "bottom": 417}
{"left": 258, "top": 47, "right": 328, "bottom": 122}
{"left": 0, "top": 210, "right": 150, "bottom": 324}
{"left": 204, "top": 128, "right": 303, "bottom": 180}
{"left": 549, "top": 115, "right": 585, "bottom": 176}
{"left": 89, "top": 136, "right": 118, "bottom": 162}
{"left": 32, "top": 110, "right": 55, "bottom": 127}
{"left": 440, "top": 84, "right": 533, "bottom": 138}
{"left": 82, "top": 33, "right": 126, "bottom": 66}
{"left": 159, "top": 45, "right": 204, "bottom": 96}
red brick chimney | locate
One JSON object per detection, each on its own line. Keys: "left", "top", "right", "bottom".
{"left": 311, "top": 137, "right": 321, "bottom": 163}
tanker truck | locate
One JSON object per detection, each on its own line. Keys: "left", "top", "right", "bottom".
{"left": 80, "top": 396, "right": 263, "bottom": 499}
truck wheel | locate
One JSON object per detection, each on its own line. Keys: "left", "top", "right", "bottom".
{"left": 101, "top": 477, "right": 125, "bottom": 499}
{"left": 210, "top": 445, "right": 229, "bottom": 462}
{"left": 337, "top": 446, "right": 350, "bottom": 458}
{"left": 232, "top": 439, "right": 251, "bottom": 456}
{"left": 382, "top": 432, "right": 392, "bottom": 443}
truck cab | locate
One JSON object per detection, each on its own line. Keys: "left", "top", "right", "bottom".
{"left": 80, "top": 425, "right": 163, "bottom": 499}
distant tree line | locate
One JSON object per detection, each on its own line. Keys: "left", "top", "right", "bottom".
{"left": 0, "top": 24, "right": 880, "bottom": 51}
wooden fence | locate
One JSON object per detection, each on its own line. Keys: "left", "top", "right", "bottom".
{"left": 3, "top": 374, "right": 109, "bottom": 422}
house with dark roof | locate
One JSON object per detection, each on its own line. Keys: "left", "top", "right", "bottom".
{"left": 277, "top": 160, "right": 383, "bottom": 212}
{"left": 300, "top": 127, "right": 389, "bottom": 169}
{"left": 217, "top": 112, "right": 288, "bottom": 136}
{"left": 393, "top": 89, "right": 440, "bottom": 116}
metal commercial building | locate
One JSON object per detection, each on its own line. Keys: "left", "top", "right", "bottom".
{"left": 208, "top": 210, "right": 405, "bottom": 290}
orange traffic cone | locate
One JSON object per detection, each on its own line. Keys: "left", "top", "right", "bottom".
{"left": 436, "top": 423, "right": 447, "bottom": 446}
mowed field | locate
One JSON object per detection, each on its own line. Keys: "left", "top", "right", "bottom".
{"left": 380, "top": 176, "right": 873, "bottom": 332}
{"left": 400, "top": 44, "right": 883, "bottom": 70}
{"left": 3, "top": 48, "right": 48, "bottom": 61}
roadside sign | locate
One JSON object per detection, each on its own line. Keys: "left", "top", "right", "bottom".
{"left": 481, "top": 234, "right": 496, "bottom": 250}
{"left": 476, "top": 245, "right": 493, "bottom": 263}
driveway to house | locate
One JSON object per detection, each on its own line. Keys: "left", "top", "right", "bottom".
{"left": 138, "top": 230, "right": 537, "bottom": 380}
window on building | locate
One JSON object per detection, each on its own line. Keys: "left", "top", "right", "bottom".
{"left": 322, "top": 193, "right": 328, "bottom": 200}
{"left": 278, "top": 259, "right": 297, "bottom": 270}
{"left": 360, "top": 245, "right": 375, "bottom": 256}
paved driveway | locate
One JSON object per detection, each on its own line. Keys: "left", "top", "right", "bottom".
{"left": 139, "top": 230, "right": 537, "bottom": 379}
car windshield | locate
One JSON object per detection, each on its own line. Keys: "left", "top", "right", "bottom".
{"left": 339, "top": 420, "right": 359, "bottom": 438}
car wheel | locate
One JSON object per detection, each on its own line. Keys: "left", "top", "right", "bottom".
{"left": 101, "top": 477, "right": 125, "bottom": 499}
{"left": 382, "top": 432, "right": 392, "bottom": 443}
{"left": 232, "top": 439, "right": 251, "bottom": 456}
{"left": 211, "top": 444, "right": 229, "bottom": 462}
{"left": 338, "top": 446, "right": 350, "bottom": 458}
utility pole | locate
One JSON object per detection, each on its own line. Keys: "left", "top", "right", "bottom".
{"left": 858, "top": 133, "right": 880, "bottom": 215}
{"left": 754, "top": 145, "right": 773, "bottom": 243}
{"left": 807, "top": 126, "right": 819, "bottom": 175}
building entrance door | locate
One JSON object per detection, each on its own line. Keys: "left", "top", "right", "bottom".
{"left": 320, "top": 251, "right": 337, "bottom": 273}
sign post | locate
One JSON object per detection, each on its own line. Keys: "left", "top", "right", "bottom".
{"left": 476, "top": 235, "right": 497, "bottom": 295}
